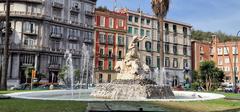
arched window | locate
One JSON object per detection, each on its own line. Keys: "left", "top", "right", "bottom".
{"left": 145, "top": 41, "right": 151, "bottom": 52}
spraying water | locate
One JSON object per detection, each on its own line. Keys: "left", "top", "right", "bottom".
{"left": 64, "top": 49, "right": 74, "bottom": 97}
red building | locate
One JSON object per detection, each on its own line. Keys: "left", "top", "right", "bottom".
{"left": 94, "top": 9, "right": 127, "bottom": 83}
{"left": 192, "top": 35, "right": 240, "bottom": 83}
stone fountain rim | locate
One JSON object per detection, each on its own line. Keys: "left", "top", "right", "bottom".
{"left": 4, "top": 89, "right": 225, "bottom": 102}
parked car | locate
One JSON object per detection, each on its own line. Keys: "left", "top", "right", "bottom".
{"left": 224, "top": 85, "right": 233, "bottom": 92}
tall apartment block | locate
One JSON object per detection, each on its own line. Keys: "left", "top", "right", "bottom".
{"left": 0, "top": 0, "right": 97, "bottom": 86}
{"left": 94, "top": 9, "right": 127, "bottom": 83}
{"left": 119, "top": 9, "right": 192, "bottom": 87}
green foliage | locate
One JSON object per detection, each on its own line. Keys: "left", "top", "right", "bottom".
{"left": 199, "top": 61, "right": 225, "bottom": 91}
{"left": 96, "top": 6, "right": 108, "bottom": 11}
{"left": 58, "top": 66, "right": 68, "bottom": 84}
{"left": 191, "top": 30, "right": 239, "bottom": 42}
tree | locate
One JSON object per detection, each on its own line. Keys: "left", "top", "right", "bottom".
{"left": 200, "top": 61, "right": 224, "bottom": 91}
{"left": 151, "top": 0, "right": 170, "bottom": 69}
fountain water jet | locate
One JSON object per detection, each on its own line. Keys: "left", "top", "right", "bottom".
{"left": 64, "top": 49, "right": 74, "bottom": 97}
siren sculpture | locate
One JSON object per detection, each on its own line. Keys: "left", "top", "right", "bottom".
{"left": 91, "top": 36, "right": 174, "bottom": 99}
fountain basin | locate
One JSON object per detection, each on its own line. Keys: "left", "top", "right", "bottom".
{"left": 5, "top": 89, "right": 225, "bottom": 102}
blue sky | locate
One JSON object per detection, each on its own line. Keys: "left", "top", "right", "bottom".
{"left": 97, "top": 0, "right": 240, "bottom": 35}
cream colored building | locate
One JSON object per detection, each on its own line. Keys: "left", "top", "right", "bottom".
{"left": 120, "top": 9, "right": 192, "bottom": 86}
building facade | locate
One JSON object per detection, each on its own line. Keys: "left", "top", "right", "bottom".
{"left": 191, "top": 40, "right": 212, "bottom": 71}
{"left": 120, "top": 9, "right": 192, "bottom": 87}
{"left": 0, "top": 0, "right": 97, "bottom": 87}
{"left": 94, "top": 9, "right": 127, "bottom": 83}
{"left": 191, "top": 35, "right": 240, "bottom": 84}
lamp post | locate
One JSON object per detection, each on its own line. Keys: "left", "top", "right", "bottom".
{"left": 0, "top": 0, "right": 10, "bottom": 90}
{"left": 233, "top": 31, "right": 240, "bottom": 93}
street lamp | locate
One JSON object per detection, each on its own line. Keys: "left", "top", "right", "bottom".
{"left": 233, "top": 31, "right": 240, "bottom": 93}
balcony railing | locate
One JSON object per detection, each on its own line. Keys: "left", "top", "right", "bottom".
{"left": 0, "top": 11, "right": 43, "bottom": 18}
{"left": 68, "top": 35, "right": 78, "bottom": 41}
{"left": 52, "top": 1, "right": 63, "bottom": 8}
{"left": 85, "top": 11, "right": 94, "bottom": 16}
{"left": 84, "top": 38, "right": 93, "bottom": 44}
{"left": 0, "top": 0, "right": 43, "bottom": 3}
{"left": 50, "top": 33, "right": 62, "bottom": 39}
{"left": 23, "top": 31, "right": 38, "bottom": 36}
{"left": 52, "top": 16, "right": 62, "bottom": 22}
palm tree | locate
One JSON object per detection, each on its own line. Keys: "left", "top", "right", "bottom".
{"left": 151, "top": 0, "right": 170, "bottom": 69}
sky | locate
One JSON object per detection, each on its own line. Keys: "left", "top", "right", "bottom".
{"left": 97, "top": 0, "right": 240, "bottom": 35}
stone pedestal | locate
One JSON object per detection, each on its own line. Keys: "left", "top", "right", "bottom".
{"left": 91, "top": 79, "right": 175, "bottom": 100}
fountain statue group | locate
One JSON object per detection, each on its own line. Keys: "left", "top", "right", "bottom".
{"left": 115, "top": 36, "right": 150, "bottom": 80}
{"left": 91, "top": 35, "right": 174, "bottom": 99}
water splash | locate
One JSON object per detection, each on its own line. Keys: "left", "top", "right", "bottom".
{"left": 64, "top": 49, "right": 74, "bottom": 97}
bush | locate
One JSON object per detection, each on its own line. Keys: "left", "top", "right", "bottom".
{"left": 191, "top": 82, "right": 200, "bottom": 91}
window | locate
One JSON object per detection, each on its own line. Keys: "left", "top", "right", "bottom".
{"left": 52, "top": 26, "right": 62, "bottom": 34}
{"left": 108, "top": 34, "right": 114, "bottom": 44}
{"left": 218, "top": 58, "right": 223, "bottom": 65}
{"left": 173, "top": 25, "right": 177, "bottom": 34}
{"left": 157, "top": 56, "right": 160, "bottom": 68}
{"left": 165, "top": 23, "right": 169, "bottom": 32}
{"left": 98, "top": 61, "right": 103, "bottom": 70}
{"left": 173, "top": 44, "right": 178, "bottom": 55}
{"left": 128, "top": 16, "right": 133, "bottom": 22}
{"left": 183, "top": 27, "right": 187, "bottom": 37}
{"left": 108, "top": 60, "right": 112, "bottom": 70}
{"left": 109, "top": 18, "right": 114, "bottom": 28}
{"left": 141, "top": 18, "right": 145, "bottom": 24}
{"left": 23, "top": 36, "right": 36, "bottom": 47}
{"left": 118, "top": 51, "right": 122, "bottom": 59}
{"left": 225, "top": 57, "right": 230, "bottom": 64}
{"left": 99, "top": 74, "right": 103, "bottom": 83}
{"left": 100, "top": 48, "right": 104, "bottom": 56}
{"left": 140, "top": 29, "right": 144, "bottom": 36}
{"left": 233, "top": 58, "right": 238, "bottom": 63}
{"left": 224, "top": 66, "right": 230, "bottom": 72}
{"left": 183, "top": 46, "right": 187, "bottom": 55}
{"left": 51, "top": 40, "right": 60, "bottom": 50}
{"left": 128, "top": 27, "right": 132, "bottom": 34}
{"left": 99, "top": 32, "right": 106, "bottom": 43}
{"left": 134, "top": 28, "right": 138, "bottom": 35}
{"left": 183, "top": 59, "right": 188, "bottom": 68}
{"left": 145, "top": 41, "right": 151, "bottom": 52}
{"left": 107, "top": 74, "right": 111, "bottom": 83}
{"left": 224, "top": 47, "right": 229, "bottom": 55}
{"left": 157, "top": 42, "right": 160, "bottom": 53}
{"left": 146, "top": 30, "right": 150, "bottom": 37}
{"left": 24, "top": 22, "right": 37, "bottom": 34}
{"left": 217, "top": 48, "right": 222, "bottom": 55}
{"left": 146, "top": 19, "right": 150, "bottom": 25}
{"left": 52, "top": 7, "right": 62, "bottom": 18}
{"left": 165, "top": 57, "right": 170, "bottom": 67}
{"left": 108, "top": 49, "right": 112, "bottom": 57}
{"left": 68, "top": 43, "right": 77, "bottom": 50}
{"left": 118, "top": 19, "right": 124, "bottom": 27}
{"left": 173, "top": 58, "right": 178, "bottom": 68}
{"left": 135, "top": 17, "right": 139, "bottom": 23}
{"left": 70, "top": 12, "right": 78, "bottom": 22}
{"left": 50, "top": 56, "right": 59, "bottom": 65}
{"left": 100, "top": 16, "right": 105, "bottom": 27}
{"left": 118, "top": 35, "right": 124, "bottom": 45}
{"left": 165, "top": 43, "right": 169, "bottom": 53}
{"left": 146, "top": 56, "right": 151, "bottom": 66}
{"left": 232, "top": 47, "right": 238, "bottom": 54}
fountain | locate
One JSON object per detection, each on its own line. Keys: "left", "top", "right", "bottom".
{"left": 64, "top": 49, "right": 74, "bottom": 96}
{"left": 4, "top": 36, "right": 226, "bottom": 103}
{"left": 91, "top": 36, "right": 174, "bottom": 99}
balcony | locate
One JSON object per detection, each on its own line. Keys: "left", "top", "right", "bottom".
{"left": 99, "top": 40, "right": 106, "bottom": 44}
{"left": 108, "top": 41, "right": 114, "bottom": 45}
{"left": 52, "top": 16, "right": 62, "bottom": 22}
{"left": 52, "top": 1, "right": 63, "bottom": 9}
{"left": 0, "top": 0, "right": 43, "bottom": 3}
{"left": 70, "top": 21, "right": 79, "bottom": 25}
{"left": 85, "top": 11, "right": 94, "bottom": 16}
{"left": 68, "top": 35, "right": 78, "bottom": 41}
{"left": 173, "top": 32, "right": 177, "bottom": 37}
{"left": 23, "top": 31, "right": 37, "bottom": 36}
{"left": 50, "top": 33, "right": 62, "bottom": 39}
{"left": 84, "top": 38, "right": 93, "bottom": 44}
{"left": 118, "top": 42, "right": 124, "bottom": 46}
{"left": 0, "top": 11, "right": 43, "bottom": 19}
{"left": 200, "top": 50, "right": 204, "bottom": 55}
{"left": 70, "top": 7, "right": 80, "bottom": 13}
